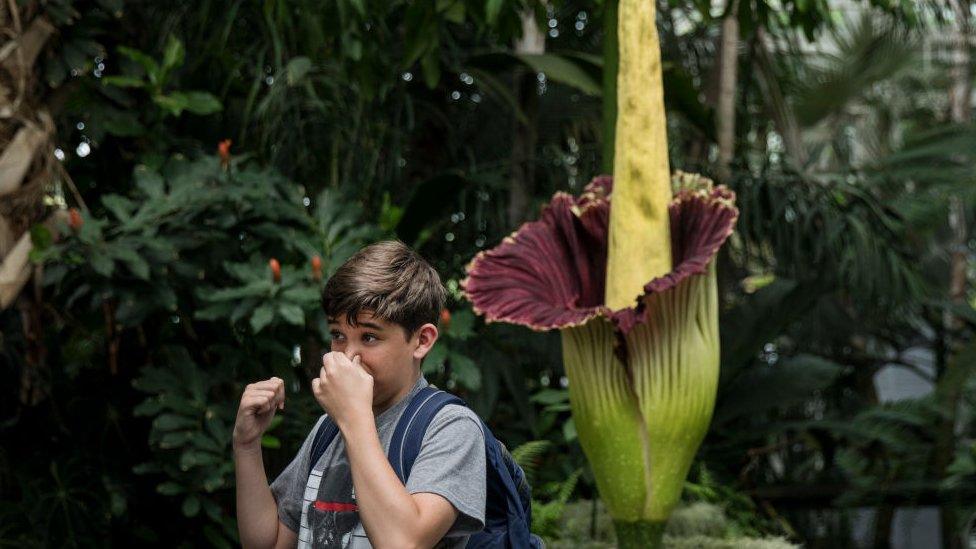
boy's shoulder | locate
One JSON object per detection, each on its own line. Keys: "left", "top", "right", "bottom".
{"left": 426, "top": 402, "right": 485, "bottom": 439}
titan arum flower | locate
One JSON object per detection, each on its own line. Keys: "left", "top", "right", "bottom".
{"left": 461, "top": 2, "right": 738, "bottom": 547}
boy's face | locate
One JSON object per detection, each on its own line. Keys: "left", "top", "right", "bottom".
{"left": 327, "top": 311, "right": 438, "bottom": 411}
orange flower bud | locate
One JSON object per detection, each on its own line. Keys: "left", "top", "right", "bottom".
{"left": 440, "top": 308, "right": 451, "bottom": 328}
{"left": 218, "top": 139, "right": 232, "bottom": 169}
{"left": 269, "top": 258, "right": 281, "bottom": 283}
{"left": 311, "top": 255, "right": 323, "bottom": 281}
{"left": 68, "top": 208, "right": 83, "bottom": 231}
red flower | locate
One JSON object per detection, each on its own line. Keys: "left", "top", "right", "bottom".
{"left": 269, "top": 258, "right": 281, "bottom": 283}
{"left": 440, "top": 308, "right": 451, "bottom": 329}
{"left": 311, "top": 255, "right": 323, "bottom": 281}
{"left": 461, "top": 175, "right": 738, "bottom": 336}
{"left": 68, "top": 208, "right": 83, "bottom": 231}
{"left": 218, "top": 139, "right": 232, "bottom": 169}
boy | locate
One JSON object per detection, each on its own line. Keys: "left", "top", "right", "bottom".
{"left": 233, "top": 240, "right": 487, "bottom": 548}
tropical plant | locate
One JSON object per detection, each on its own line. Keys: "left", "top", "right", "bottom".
{"left": 463, "top": 0, "right": 741, "bottom": 544}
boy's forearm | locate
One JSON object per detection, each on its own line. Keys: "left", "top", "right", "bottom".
{"left": 234, "top": 445, "right": 281, "bottom": 549}
{"left": 340, "top": 416, "right": 424, "bottom": 548}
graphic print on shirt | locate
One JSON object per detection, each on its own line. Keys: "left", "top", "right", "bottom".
{"left": 305, "top": 461, "right": 363, "bottom": 548}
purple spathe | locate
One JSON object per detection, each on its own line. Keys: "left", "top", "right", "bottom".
{"left": 461, "top": 174, "right": 738, "bottom": 338}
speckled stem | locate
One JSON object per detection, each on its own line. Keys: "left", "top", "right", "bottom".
{"left": 613, "top": 520, "right": 666, "bottom": 548}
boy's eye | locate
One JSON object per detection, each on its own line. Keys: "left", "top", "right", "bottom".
{"left": 363, "top": 333, "right": 378, "bottom": 343}
{"left": 330, "top": 331, "right": 345, "bottom": 341}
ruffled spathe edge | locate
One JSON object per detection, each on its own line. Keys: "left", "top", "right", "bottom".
{"left": 461, "top": 172, "right": 738, "bottom": 335}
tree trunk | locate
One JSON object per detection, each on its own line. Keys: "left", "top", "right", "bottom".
{"left": 0, "top": 3, "right": 68, "bottom": 411}
{"left": 508, "top": 9, "right": 545, "bottom": 228}
{"left": 0, "top": 3, "right": 59, "bottom": 311}
{"left": 715, "top": 0, "right": 740, "bottom": 182}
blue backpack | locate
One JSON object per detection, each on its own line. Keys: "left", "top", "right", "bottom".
{"left": 308, "top": 386, "right": 544, "bottom": 548}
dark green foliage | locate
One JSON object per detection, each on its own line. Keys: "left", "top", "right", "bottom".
{"left": 6, "top": 0, "right": 976, "bottom": 547}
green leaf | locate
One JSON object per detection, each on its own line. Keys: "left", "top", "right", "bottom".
{"left": 117, "top": 46, "right": 160, "bottom": 83}
{"left": 181, "top": 449, "right": 220, "bottom": 469}
{"left": 155, "top": 91, "right": 222, "bottom": 117}
{"left": 261, "top": 434, "right": 281, "bottom": 449}
{"left": 156, "top": 481, "right": 184, "bottom": 496}
{"left": 516, "top": 53, "right": 601, "bottom": 96}
{"left": 348, "top": 0, "right": 366, "bottom": 17}
{"left": 277, "top": 303, "right": 305, "bottom": 326}
{"left": 281, "top": 286, "right": 321, "bottom": 303}
{"left": 152, "top": 92, "right": 187, "bottom": 116}
{"left": 422, "top": 344, "right": 448, "bottom": 374}
{"left": 154, "top": 413, "right": 197, "bottom": 431}
{"left": 341, "top": 33, "right": 363, "bottom": 61}
{"left": 29, "top": 224, "right": 53, "bottom": 251}
{"left": 103, "top": 111, "right": 146, "bottom": 137}
{"left": 443, "top": 1, "right": 465, "bottom": 24}
{"left": 162, "top": 35, "right": 185, "bottom": 71}
{"left": 109, "top": 491, "right": 127, "bottom": 517}
{"left": 181, "top": 91, "right": 222, "bottom": 115}
{"left": 446, "top": 308, "right": 475, "bottom": 339}
{"left": 133, "top": 398, "right": 164, "bottom": 416}
{"left": 101, "top": 75, "right": 145, "bottom": 88}
{"left": 134, "top": 166, "right": 165, "bottom": 198}
{"left": 182, "top": 495, "right": 200, "bottom": 517}
{"left": 286, "top": 56, "right": 313, "bottom": 85}
{"left": 562, "top": 418, "right": 577, "bottom": 442}
{"left": 109, "top": 246, "right": 150, "bottom": 280}
{"left": 450, "top": 353, "right": 481, "bottom": 390}
{"left": 421, "top": 49, "right": 440, "bottom": 89}
{"left": 486, "top": 0, "right": 504, "bottom": 25}
{"left": 133, "top": 462, "right": 162, "bottom": 475}
{"left": 530, "top": 389, "right": 569, "bottom": 406}
{"left": 91, "top": 253, "right": 115, "bottom": 277}
{"left": 250, "top": 304, "right": 275, "bottom": 333}
{"left": 101, "top": 195, "right": 135, "bottom": 222}
{"left": 159, "top": 431, "right": 193, "bottom": 449}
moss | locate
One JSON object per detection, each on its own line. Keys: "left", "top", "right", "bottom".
{"left": 541, "top": 500, "right": 798, "bottom": 549}
{"left": 663, "top": 535, "right": 799, "bottom": 549}
{"left": 664, "top": 502, "right": 728, "bottom": 538}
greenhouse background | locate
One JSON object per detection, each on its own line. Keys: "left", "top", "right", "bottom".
{"left": 2, "top": 0, "right": 975, "bottom": 547}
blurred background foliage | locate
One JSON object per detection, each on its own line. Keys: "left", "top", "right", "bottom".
{"left": 2, "top": 0, "right": 976, "bottom": 546}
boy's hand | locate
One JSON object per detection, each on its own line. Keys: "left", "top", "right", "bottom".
{"left": 312, "top": 352, "right": 374, "bottom": 428}
{"left": 232, "top": 377, "right": 285, "bottom": 452}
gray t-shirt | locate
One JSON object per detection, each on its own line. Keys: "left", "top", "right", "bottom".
{"left": 270, "top": 376, "right": 486, "bottom": 548}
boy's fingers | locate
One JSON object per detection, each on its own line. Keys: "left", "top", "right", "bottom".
{"left": 242, "top": 394, "right": 273, "bottom": 413}
{"left": 351, "top": 355, "right": 368, "bottom": 375}
{"left": 272, "top": 378, "right": 285, "bottom": 409}
{"left": 244, "top": 389, "right": 275, "bottom": 402}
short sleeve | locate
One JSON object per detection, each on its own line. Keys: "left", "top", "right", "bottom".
{"left": 269, "top": 414, "right": 326, "bottom": 533}
{"left": 405, "top": 405, "right": 487, "bottom": 537}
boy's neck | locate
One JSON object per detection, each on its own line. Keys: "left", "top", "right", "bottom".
{"left": 372, "top": 369, "right": 422, "bottom": 416}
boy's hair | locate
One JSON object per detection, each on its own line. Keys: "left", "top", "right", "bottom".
{"left": 321, "top": 240, "right": 446, "bottom": 339}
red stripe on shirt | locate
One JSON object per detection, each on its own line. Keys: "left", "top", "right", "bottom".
{"left": 313, "top": 500, "right": 359, "bottom": 512}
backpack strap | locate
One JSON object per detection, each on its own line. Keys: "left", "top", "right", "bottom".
{"left": 307, "top": 416, "right": 340, "bottom": 476}
{"left": 388, "top": 386, "right": 465, "bottom": 483}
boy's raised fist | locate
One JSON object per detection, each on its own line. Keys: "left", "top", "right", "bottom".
{"left": 232, "top": 377, "right": 285, "bottom": 451}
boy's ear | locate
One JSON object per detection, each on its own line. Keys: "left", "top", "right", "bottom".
{"left": 412, "top": 323, "right": 439, "bottom": 360}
